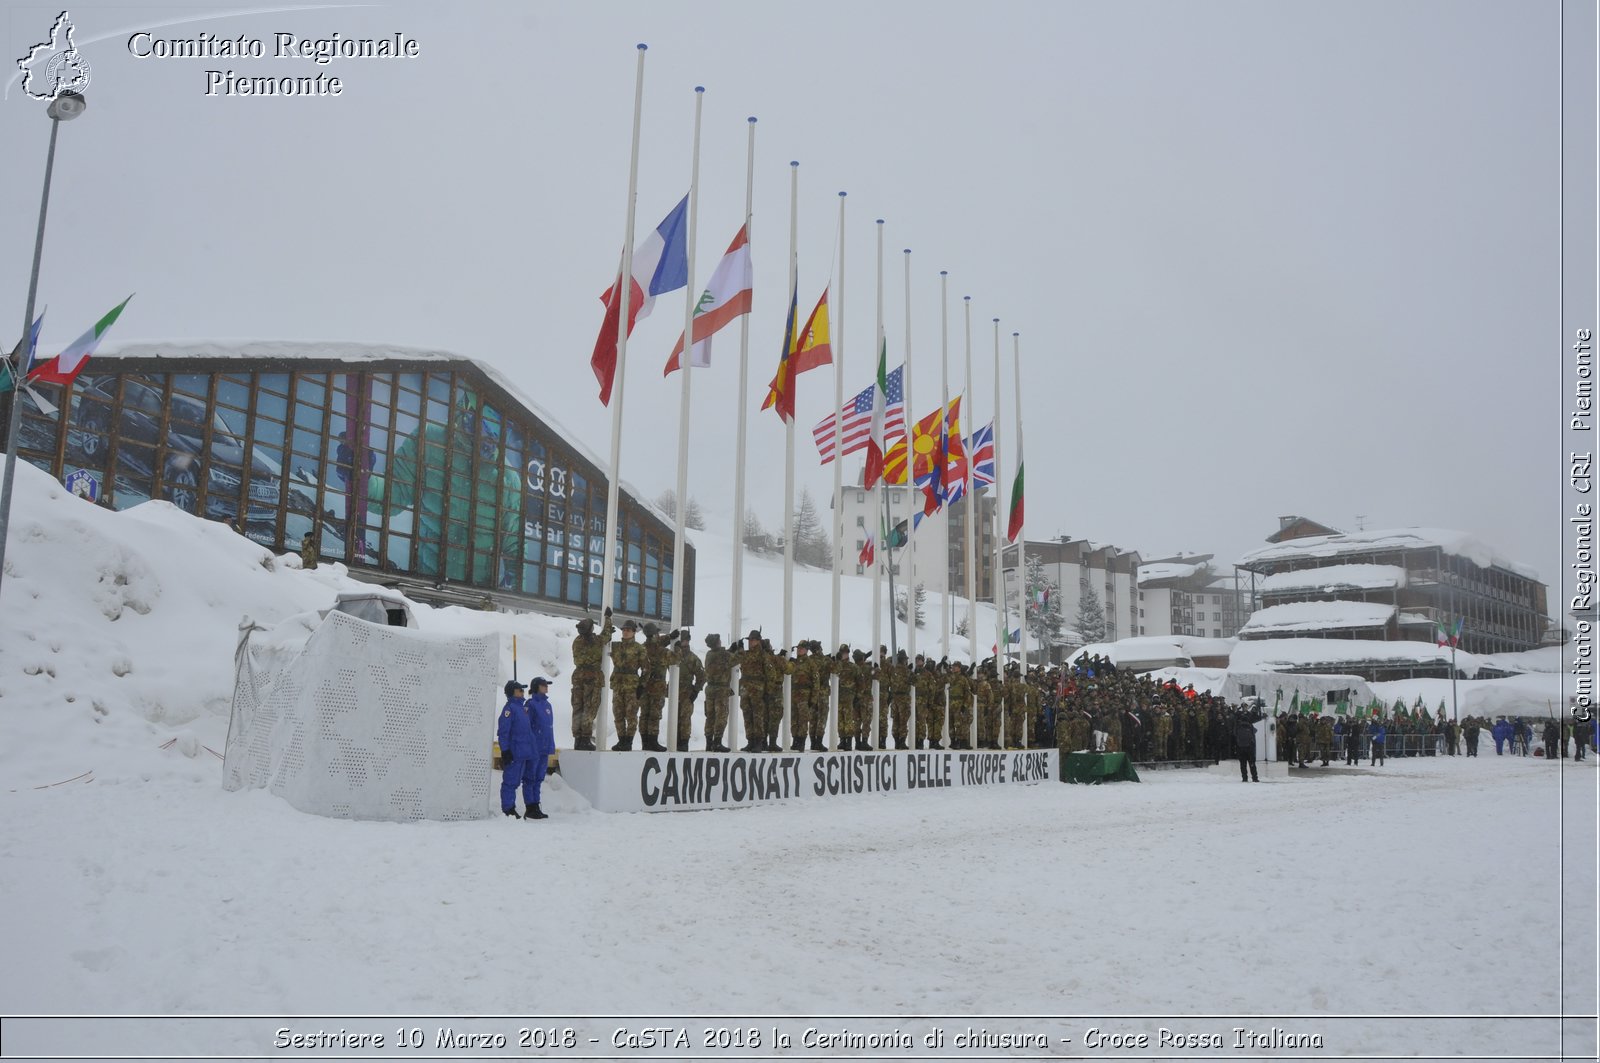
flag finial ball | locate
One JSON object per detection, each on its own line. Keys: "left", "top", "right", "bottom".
{"left": 748, "top": 116, "right": 757, "bottom": 123}
{"left": 839, "top": 191, "right": 847, "bottom": 198}
{"left": 636, "top": 43, "right": 647, "bottom": 50}
{"left": 876, "top": 218, "right": 884, "bottom": 225}
{"left": 695, "top": 85, "right": 704, "bottom": 93}
{"left": 940, "top": 270, "right": 947, "bottom": 276}
{"left": 964, "top": 295, "right": 971, "bottom": 302}
{"left": 791, "top": 160, "right": 799, "bottom": 167}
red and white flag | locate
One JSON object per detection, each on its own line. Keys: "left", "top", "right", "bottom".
{"left": 664, "top": 224, "right": 752, "bottom": 374}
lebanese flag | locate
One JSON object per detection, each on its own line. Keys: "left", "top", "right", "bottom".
{"left": 592, "top": 196, "right": 690, "bottom": 405}
{"left": 664, "top": 223, "right": 752, "bottom": 374}
{"left": 28, "top": 296, "right": 133, "bottom": 388}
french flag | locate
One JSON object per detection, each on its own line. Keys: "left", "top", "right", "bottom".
{"left": 592, "top": 196, "right": 690, "bottom": 405}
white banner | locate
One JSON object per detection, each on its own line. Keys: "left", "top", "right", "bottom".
{"left": 560, "top": 748, "right": 1059, "bottom": 813}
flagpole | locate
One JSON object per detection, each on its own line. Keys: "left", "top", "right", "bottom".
{"left": 1013, "top": 331, "right": 1027, "bottom": 671}
{"left": 727, "top": 116, "right": 757, "bottom": 754}
{"left": 962, "top": 295, "right": 976, "bottom": 667}
{"left": 871, "top": 219, "right": 885, "bottom": 661}
{"left": 825, "top": 190, "right": 846, "bottom": 751}
{"left": 991, "top": 316, "right": 1005, "bottom": 715}
{"left": 781, "top": 160, "right": 799, "bottom": 751}
{"left": 939, "top": 270, "right": 951, "bottom": 664}
{"left": 666, "top": 86, "right": 705, "bottom": 754}
{"left": 596, "top": 42, "right": 648, "bottom": 753}
{"left": 902, "top": 248, "right": 916, "bottom": 666}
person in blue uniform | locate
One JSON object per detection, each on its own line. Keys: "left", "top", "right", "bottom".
{"left": 498, "top": 677, "right": 555, "bottom": 820}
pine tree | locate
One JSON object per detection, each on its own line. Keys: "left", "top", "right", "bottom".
{"left": 896, "top": 583, "right": 927, "bottom": 628}
{"left": 655, "top": 489, "right": 705, "bottom": 531}
{"left": 684, "top": 496, "right": 705, "bottom": 531}
{"left": 1024, "top": 555, "right": 1064, "bottom": 647}
{"left": 743, "top": 509, "right": 772, "bottom": 554}
{"left": 1075, "top": 585, "right": 1107, "bottom": 644}
{"left": 792, "top": 487, "right": 831, "bottom": 568}
{"left": 654, "top": 489, "right": 678, "bottom": 519}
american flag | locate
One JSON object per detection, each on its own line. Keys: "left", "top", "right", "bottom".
{"left": 811, "top": 364, "right": 906, "bottom": 464}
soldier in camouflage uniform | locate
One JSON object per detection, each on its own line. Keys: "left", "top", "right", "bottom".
{"left": 885, "top": 650, "right": 912, "bottom": 749}
{"left": 671, "top": 631, "right": 705, "bottom": 752}
{"left": 1316, "top": 714, "right": 1335, "bottom": 766}
{"left": 947, "top": 663, "right": 974, "bottom": 750}
{"left": 638, "top": 624, "right": 671, "bottom": 753}
{"left": 702, "top": 633, "right": 733, "bottom": 752}
{"left": 737, "top": 631, "right": 767, "bottom": 753}
{"left": 832, "top": 647, "right": 857, "bottom": 750}
{"left": 1003, "top": 664, "right": 1031, "bottom": 749}
{"left": 569, "top": 608, "right": 612, "bottom": 751}
{"left": 768, "top": 644, "right": 792, "bottom": 751}
{"left": 608, "top": 619, "right": 646, "bottom": 750}
{"left": 911, "top": 655, "right": 935, "bottom": 749}
{"left": 1153, "top": 706, "right": 1173, "bottom": 761}
{"left": 806, "top": 642, "right": 831, "bottom": 750}
{"left": 853, "top": 650, "right": 877, "bottom": 751}
{"left": 788, "top": 642, "right": 814, "bottom": 752}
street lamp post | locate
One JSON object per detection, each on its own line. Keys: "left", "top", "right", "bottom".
{"left": 0, "top": 90, "right": 87, "bottom": 606}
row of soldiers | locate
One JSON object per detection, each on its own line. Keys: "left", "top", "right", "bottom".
{"left": 568, "top": 609, "right": 1045, "bottom": 753}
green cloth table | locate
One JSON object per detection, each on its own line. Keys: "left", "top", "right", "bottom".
{"left": 1061, "top": 751, "right": 1141, "bottom": 784}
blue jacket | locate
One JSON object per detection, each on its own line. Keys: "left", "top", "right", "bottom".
{"left": 1491, "top": 719, "right": 1512, "bottom": 742}
{"left": 497, "top": 695, "right": 538, "bottom": 761}
{"left": 526, "top": 691, "right": 557, "bottom": 757}
{"left": 1370, "top": 724, "right": 1386, "bottom": 745}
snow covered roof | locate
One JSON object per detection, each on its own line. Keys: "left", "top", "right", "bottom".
{"left": 94, "top": 341, "right": 676, "bottom": 531}
{"left": 1137, "top": 562, "right": 1201, "bottom": 585}
{"left": 1171, "top": 635, "right": 1238, "bottom": 659}
{"left": 1237, "top": 527, "right": 1540, "bottom": 581}
{"left": 1070, "top": 636, "right": 1193, "bottom": 670}
{"left": 1259, "top": 564, "right": 1406, "bottom": 595}
{"left": 1229, "top": 637, "right": 1482, "bottom": 677}
{"left": 1240, "top": 601, "right": 1394, "bottom": 635}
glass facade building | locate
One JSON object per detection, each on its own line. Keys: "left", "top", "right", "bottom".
{"left": 3, "top": 344, "right": 693, "bottom": 622}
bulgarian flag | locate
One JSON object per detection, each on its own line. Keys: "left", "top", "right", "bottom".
{"left": 1006, "top": 460, "right": 1024, "bottom": 542}
{"left": 28, "top": 297, "right": 132, "bottom": 388}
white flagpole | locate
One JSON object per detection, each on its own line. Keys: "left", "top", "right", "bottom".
{"left": 727, "top": 115, "right": 756, "bottom": 755}
{"left": 962, "top": 295, "right": 976, "bottom": 663}
{"left": 596, "top": 42, "right": 648, "bottom": 752}
{"left": 870, "top": 215, "right": 884, "bottom": 747}
{"left": 1013, "top": 331, "right": 1027, "bottom": 672}
{"left": 825, "top": 191, "right": 847, "bottom": 751}
{"left": 939, "top": 271, "right": 950, "bottom": 664}
{"left": 902, "top": 249, "right": 916, "bottom": 664}
{"left": 666, "top": 86, "right": 704, "bottom": 754}
{"left": 781, "top": 160, "right": 799, "bottom": 749}
{"left": 902, "top": 247, "right": 917, "bottom": 743}
{"left": 991, "top": 315, "right": 1006, "bottom": 743}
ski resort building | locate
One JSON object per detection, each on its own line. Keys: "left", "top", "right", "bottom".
{"left": 2, "top": 342, "right": 692, "bottom": 622}
{"left": 1231, "top": 516, "right": 1548, "bottom": 680}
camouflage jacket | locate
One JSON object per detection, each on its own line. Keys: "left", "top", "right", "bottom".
{"left": 705, "top": 646, "right": 734, "bottom": 692}
{"left": 673, "top": 644, "right": 705, "bottom": 698}
{"left": 609, "top": 637, "right": 646, "bottom": 690}
{"left": 571, "top": 621, "right": 613, "bottom": 678}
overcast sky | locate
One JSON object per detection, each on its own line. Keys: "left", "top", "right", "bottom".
{"left": 0, "top": 0, "right": 1564, "bottom": 595}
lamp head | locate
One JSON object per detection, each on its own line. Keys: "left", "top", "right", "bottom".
{"left": 48, "top": 91, "right": 86, "bottom": 121}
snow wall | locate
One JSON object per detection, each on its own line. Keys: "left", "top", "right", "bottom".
{"left": 223, "top": 609, "right": 498, "bottom": 821}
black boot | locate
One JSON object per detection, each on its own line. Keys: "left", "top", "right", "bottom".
{"left": 857, "top": 740, "right": 874, "bottom": 752}
{"left": 930, "top": 740, "right": 944, "bottom": 750}
{"left": 526, "top": 803, "right": 548, "bottom": 820}
{"left": 574, "top": 737, "right": 596, "bottom": 752}
{"left": 791, "top": 738, "right": 805, "bottom": 752}
{"left": 611, "top": 736, "right": 633, "bottom": 752}
{"left": 742, "top": 741, "right": 762, "bottom": 753}
{"left": 839, "top": 736, "right": 853, "bottom": 751}
{"left": 642, "top": 736, "right": 667, "bottom": 752}
{"left": 810, "top": 736, "right": 826, "bottom": 751}
{"left": 895, "top": 738, "right": 908, "bottom": 750}
{"left": 503, "top": 807, "right": 522, "bottom": 819}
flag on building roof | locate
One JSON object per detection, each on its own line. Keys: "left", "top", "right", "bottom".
{"left": 664, "top": 222, "right": 752, "bottom": 374}
{"left": 763, "top": 285, "right": 831, "bottom": 420}
{"left": 0, "top": 311, "right": 45, "bottom": 395}
{"left": 813, "top": 361, "right": 905, "bottom": 465}
{"left": 592, "top": 196, "right": 690, "bottom": 405}
{"left": 28, "top": 297, "right": 132, "bottom": 389}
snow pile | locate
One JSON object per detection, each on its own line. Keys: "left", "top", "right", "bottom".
{"left": 1230, "top": 636, "right": 1478, "bottom": 675}
{"left": 1068, "top": 636, "right": 1191, "bottom": 669}
{"left": 1259, "top": 563, "right": 1407, "bottom": 594}
{"left": 1239, "top": 600, "right": 1394, "bottom": 635}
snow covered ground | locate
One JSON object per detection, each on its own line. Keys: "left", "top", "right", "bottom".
{"left": 1, "top": 461, "right": 1596, "bottom": 1060}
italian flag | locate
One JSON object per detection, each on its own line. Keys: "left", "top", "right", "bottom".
{"left": 1006, "top": 460, "right": 1024, "bottom": 542}
{"left": 28, "top": 296, "right": 133, "bottom": 387}
{"left": 862, "top": 334, "right": 888, "bottom": 489}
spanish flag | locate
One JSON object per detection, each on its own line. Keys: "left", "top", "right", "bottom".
{"left": 762, "top": 285, "right": 831, "bottom": 421}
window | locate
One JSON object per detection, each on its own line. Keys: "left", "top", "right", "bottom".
{"left": 856, "top": 515, "right": 865, "bottom": 527}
